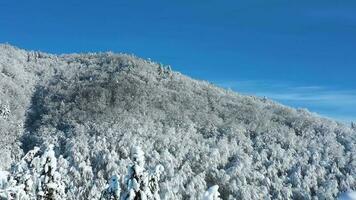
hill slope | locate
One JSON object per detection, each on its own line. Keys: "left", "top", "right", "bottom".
{"left": 0, "top": 44, "right": 355, "bottom": 199}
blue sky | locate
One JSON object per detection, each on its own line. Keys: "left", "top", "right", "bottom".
{"left": 1, "top": 0, "right": 355, "bottom": 123}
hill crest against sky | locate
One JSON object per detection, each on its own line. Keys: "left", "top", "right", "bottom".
{"left": 0, "top": 44, "right": 355, "bottom": 199}
{"left": 1, "top": 0, "right": 356, "bottom": 123}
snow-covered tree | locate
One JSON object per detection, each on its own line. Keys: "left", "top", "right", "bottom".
{"left": 123, "top": 146, "right": 149, "bottom": 200}
{"left": 147, "top": 165, "right": 164, "bottom": 200}
{"left": 0, "top": 145, "right": 66, "bottom": 200}
{"left": 100, "top": 174, "right": 120, "bottom": 200}
{"left": 0, "top": 146, "right": 42, "bottom": 199}
{"left": 123, "top": 146, "right": 164, "bottom": 200}
{"left": 0, "top": 104, "right": 10, "bottom": 119}
{"left": 36, "top": 144, "right": 66, "bottom": 199}
{"left": 0, "top": 171, "right": 11, "bottom": 199}
{"left": 0, "top": 171, "right": 9, "bottom": 190}
{"left": 202, "top": 185, "right": 221, "bottom": 200}
{"left": 351, "top": 122, "right": 356, "bottom": 130}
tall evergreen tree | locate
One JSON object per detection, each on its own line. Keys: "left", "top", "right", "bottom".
{"left": 123, "top": 146, "right": 164, "bottom": 200}
{"left": 100, "top": 174, "right": 120, "bottom": 200}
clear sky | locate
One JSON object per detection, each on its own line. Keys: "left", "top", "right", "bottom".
{"left": 1, "top": 0, "right": 355, "bottom": 123}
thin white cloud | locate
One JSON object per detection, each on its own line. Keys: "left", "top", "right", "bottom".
{"left": 256, "top": 91, "right": 356, "bottom": 106}
{"left": 215, "top": 80, "right": 356, "bottom": 123}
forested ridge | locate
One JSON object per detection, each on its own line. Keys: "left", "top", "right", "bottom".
{"left": 0, "top": 44, "right": 355, "bottom": 199}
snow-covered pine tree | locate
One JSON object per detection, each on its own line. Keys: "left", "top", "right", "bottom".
{"left": 123, "top": 146, "right": 148, "bottom": 200}
{"left": 0, "top": 146, "right": 42, "bottom": 199}
{"left": 0, "top": 171, "right": 9, "bottom": 190}
{"left": 157, "top": 65, "right": 163, "bottom": 76}
{"left": 100, "top": 174, "right": 120, "bottom": 200}
{"left": 122, "top": 146, "right": 164, "bottom": 200}
{"left": 351, "top": 122, "right": 356, "bottom": 130}
{"left": 36, "top": 144, "right": 66, "bottom": 200}
{"left": 0, "top": 171, "right": 10, "bottom": 199}
{"left": 202, "top": 185, "right": 221, "bottom": 200}
{"left": 147, "top": 165, "right": 164, "bottom": 200}
{"left": 0, "top": 104, "right": 10, "bottom": 119}
{"left": 0, "top": 145, "right": 67, "bottom": 199}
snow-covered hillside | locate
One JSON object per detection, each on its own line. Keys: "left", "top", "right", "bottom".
{"left": 0, "top": 44, "right": 355, "bottom": 199}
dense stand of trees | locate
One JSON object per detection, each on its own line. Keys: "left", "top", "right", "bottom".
{"left": 0, "top": 44, "right": 355, "bottom": 199}
{"left": 0, "top": 145, "right": 219, "bottom": 200}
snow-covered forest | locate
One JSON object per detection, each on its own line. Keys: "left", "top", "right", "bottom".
{"left": 0, "top": 44, "right": 355, "bottom": 199}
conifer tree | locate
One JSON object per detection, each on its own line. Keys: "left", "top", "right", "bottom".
{"left": 123, "top": 146, "right": 164, "bottom": 200}
{"left": 202, "top": 185, "right": 221, "bottom": 200}
{"left": 100, "top": 174, "right": 120, "bottom": 200}
{"left": 0, "top": 145, "right": 66, "bottom": 200}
